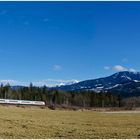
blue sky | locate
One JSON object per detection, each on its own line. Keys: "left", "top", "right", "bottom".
{"left": 0, "top": 1, "right": 140, "bottom": 86}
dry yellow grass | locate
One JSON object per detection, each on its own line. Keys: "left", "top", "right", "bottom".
{"left": 0, "top": 105, "right": 139, "bottom": 138}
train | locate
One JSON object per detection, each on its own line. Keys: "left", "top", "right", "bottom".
{"left": 0, "top": 98, "right": 45, "bottom": 106}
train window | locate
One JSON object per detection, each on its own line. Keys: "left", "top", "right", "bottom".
{"left": 21, "top": 101, "right": 31, "bottom": 103}
{"left": 0, "top": 100, "right": 5, "bottom": 102}
{"left": 34, "top": 102, "right": 40, "bottom": 103}
{"left": 34, "top": 101, "right": 45, "bottom": 105}
{"left": 9, "top": 100, "right": 18, "bottom": 102}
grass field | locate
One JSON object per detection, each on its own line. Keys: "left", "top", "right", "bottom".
{"left": 0, "top": 105, "right": 139, "bottom": 139}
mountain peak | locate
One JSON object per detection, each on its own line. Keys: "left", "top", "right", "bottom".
{"left": 113, "top": 71, "right": 138, "bottom": 76}
{"left": 56, "top": 71, "right": 140, "bottom": 97}
{"left": 111, "top": 71, "right": 140, "bottom": 81}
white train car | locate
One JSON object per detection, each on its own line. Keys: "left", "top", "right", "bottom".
{"left": 0, "top": 99, "right": 45, "bottom": 106}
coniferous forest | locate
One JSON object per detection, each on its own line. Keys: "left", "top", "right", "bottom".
{"left": 0, "top": 83, "right": 121, "bottom": 107}
{"left": 0, "top": 83, "right": 139, "bottom": 109}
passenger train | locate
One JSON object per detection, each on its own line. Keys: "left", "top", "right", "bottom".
{"left": 0, "top": 98, "right": 45, "bottom": 106}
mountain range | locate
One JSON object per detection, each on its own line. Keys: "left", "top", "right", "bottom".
{"left": 55, "top": 71, "right": 140, "bottom": 97}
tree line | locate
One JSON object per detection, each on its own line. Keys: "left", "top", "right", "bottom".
{"left": 0, "top": 83, "right": 121, "bottom": 107}
{"left": 0, "top": 83, "right": 139, "bottom": 109}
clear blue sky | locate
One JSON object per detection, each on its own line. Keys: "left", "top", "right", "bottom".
{"left": 0, "top": 1, "right": 140, "bottom": 86}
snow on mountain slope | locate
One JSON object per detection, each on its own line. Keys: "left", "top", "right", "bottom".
{"left": 56, "top": 71, "right": 140, "bottom": 97}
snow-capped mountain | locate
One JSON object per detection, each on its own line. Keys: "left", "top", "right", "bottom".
{"left": 55, "top": 80, "right": 79, "bottom": 87}
{"left": 56, "top": 71, "right": 140, "bottom": 97}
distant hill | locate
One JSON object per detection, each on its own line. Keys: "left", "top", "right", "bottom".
{"left": 55, "top": 71, "right": 140, "bottom": 97}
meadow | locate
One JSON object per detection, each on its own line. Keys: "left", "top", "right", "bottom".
{"left": 0, "top": 105, "right": 139, "bottom": 139}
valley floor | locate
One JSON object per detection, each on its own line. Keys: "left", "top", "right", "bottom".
{"left": 0, "top": 105, "right": 139, "bottom": 138}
